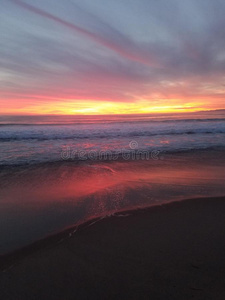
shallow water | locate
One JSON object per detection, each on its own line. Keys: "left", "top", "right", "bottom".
{"left": 0, "top": 149, "right": 225, "bottom": 254}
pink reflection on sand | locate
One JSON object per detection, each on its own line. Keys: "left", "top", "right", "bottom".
{"left": 1, "top": 156, "right": 225, "bottom": 211}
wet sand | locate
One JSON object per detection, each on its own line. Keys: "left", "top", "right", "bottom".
{"left": 1, "top": 149, "right": 225, "bottom": 254}
{"left": 1, "top": 196, "right": 225, "bottom": 299}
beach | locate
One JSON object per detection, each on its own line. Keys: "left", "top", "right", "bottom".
{"left": 1, "top": 149, "right": 225, "bottom": 254}
{"left": 1, "top": 196, "right": 225, "bottom": 299}
{"left": 0, "top": 114, "right": 225, "bottom": 299}
{"left": 2, "top": 0, "right": 225, "bottom": 298}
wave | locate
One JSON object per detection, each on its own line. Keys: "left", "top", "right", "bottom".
{"left": 0, "top": 118, "right": 225, "bottom": 126}
{"left": 0, "top": 128, "right": 225, "bottom": 142}
{"left": 0, "top": 146, "right": 224, "bottom": 168}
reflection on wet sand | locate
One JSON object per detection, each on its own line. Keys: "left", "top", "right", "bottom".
{"left": 0, "top": 150, "right": 225, "bottom": 253}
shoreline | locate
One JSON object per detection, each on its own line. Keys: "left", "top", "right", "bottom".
{"left": 1, "top": 148, "right": 225, "bottom": 255}
{"left": 1, "top": 195, "right": 225, "bottom": 264}
{"left": 0, "top": 197, "right": 182, "bottom": 263}
{"left": 1, "top": 195, "right": 225, "bottom": 299}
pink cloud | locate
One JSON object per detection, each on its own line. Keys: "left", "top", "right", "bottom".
{"left": 10, "top": 0, "right": 158, "bottom": 67}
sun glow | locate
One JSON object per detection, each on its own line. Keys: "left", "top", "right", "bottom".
{"left": 1, "top": 98, "right": 217, "bottom": 116}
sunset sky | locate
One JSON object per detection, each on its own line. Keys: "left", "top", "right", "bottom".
{"left": 1, "top": 0, "right": 225, "bottom": 115}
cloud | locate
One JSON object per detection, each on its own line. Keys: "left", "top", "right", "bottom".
{"left": 1, "top": 0, "right": 225, "bottom": 113}
{"left": 10, "top": 0, "right": 158, "bottom": 67}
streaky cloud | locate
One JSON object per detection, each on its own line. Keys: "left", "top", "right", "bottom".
{"left": 10, "top": 0, "right": 158, "bottom": 67}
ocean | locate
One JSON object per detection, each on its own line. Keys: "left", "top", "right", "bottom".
{"left": 0, "top": 111, "right": 225, "bottom": 254}
{"left": 0, "top": 110, "right": 225, "bottom": 166}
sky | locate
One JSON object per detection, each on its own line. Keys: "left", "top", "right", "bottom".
{"left": 1, "top": 0, "right": 225, "bottom": 115}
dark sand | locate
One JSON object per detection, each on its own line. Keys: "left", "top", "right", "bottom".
{"left": 1, "top": 196, "right": 225, "bottom": 300}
